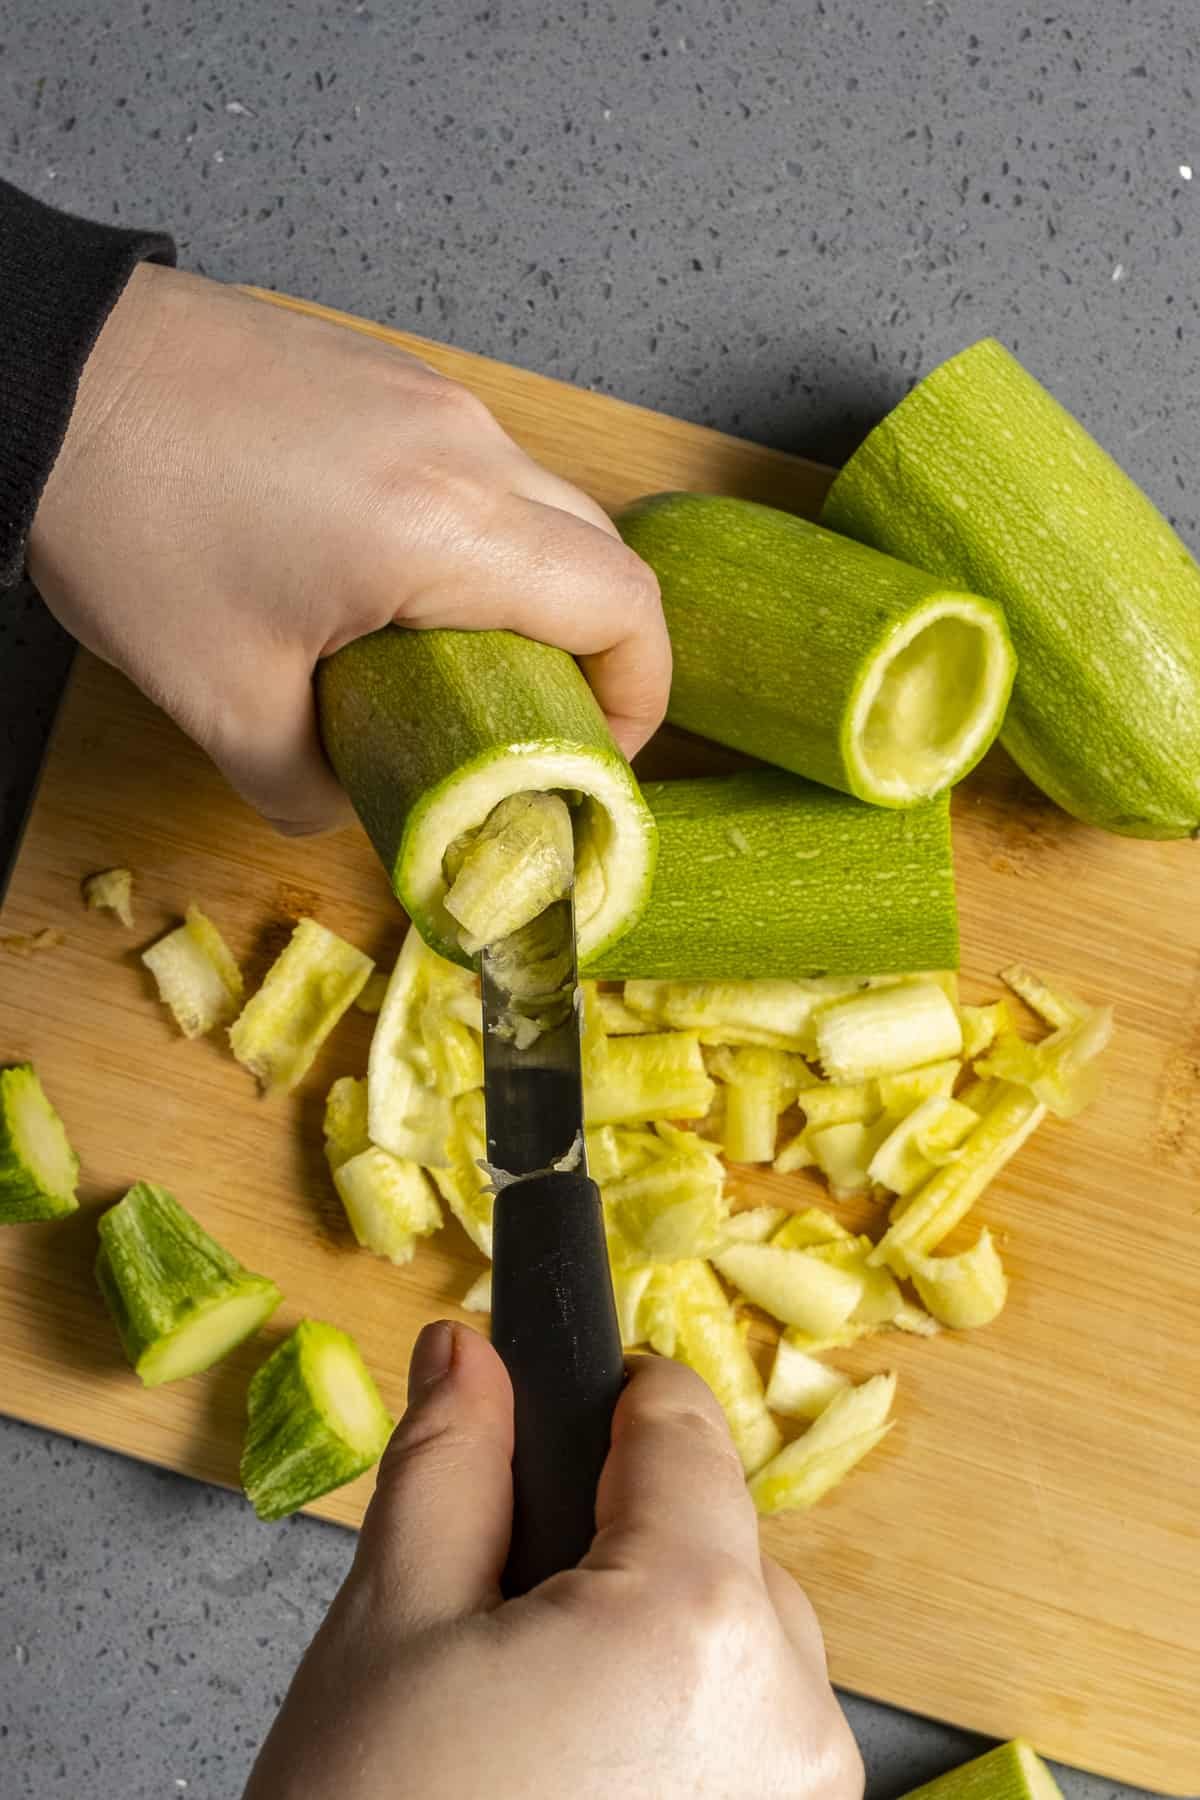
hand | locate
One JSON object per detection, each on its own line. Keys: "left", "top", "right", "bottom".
{"left": 243, "top": 1323, "right": 863, "bottom": 1800}
{"left": 28, "top": 265, "right": 670, "bottom": 834}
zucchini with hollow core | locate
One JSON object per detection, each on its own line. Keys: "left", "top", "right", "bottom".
{"left": 589, "top": 772, "right": 959, "bottom": 980}
{"left": 96, "top": 1182, "right": 281, "bottom": 1386}
{"left": 618, "top": 492, "right": 1014, "bottom": 806}
{"left": 317, "top": 624, "right": 656, "bottom": 966}
{"left": 822, "top": 337, "right": 1200, "bottom": 838}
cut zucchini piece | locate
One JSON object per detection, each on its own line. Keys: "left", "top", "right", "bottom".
{"left": 419, "top": 992, "right": 483, "bottom": 1099}
{"left": 596, "top": 991, "right": 660, "bottom": 1035}
{"left": 95, "top": 1181, "right": 280, "bottom": 1386}
{"left": 610, "top": 1261, "right": 656, "bottom": 1347}
{"left": 229, "top": 918, "right": 372, "bottom": 1094}
{"left": 815, "top": 980, "right": 963, "bottom": 1082}
{"left": 807, "top": 1119, "right": 889, "bottom": 1197}
{"left": 749, "top": 1371, "right": 896, "bottom": 1514}
{"left": 871, "top": 1082, "right": 1045, "bottom": 1269}
{"left": 976, "top": 1006, "right": 1113, "bottom": 1120}
{"left": 142, "top": 904, "right": 244, "bottom": 1039}
{"left": 584, "top": 1030, "right": 715, "bottom": 1125}
{"left": 808, "top": 1236, "right": 905, "bottom": 1326}
{"left": 773, "top": 1129, "right": 816, "bottom": 1174}
{"left": 241, "top": 1319, "right": 393, "bottom": 1521}
{"left": 799, "top": 1078, "right": 881, "bottom": 1130}
{"left": 317, "top": 624, "right": 656, "bottom": 966}
{"left": 368, "top": 930, "right": 462, "bottom": 1162}
{"left": 333, "top": 1147, "right": 442, "bottom": 1266}
{"left": 428, "top": 1089, "right": 494, "bottom": 1258}
{"left": 649, "top": 1259, "right": 782, "bottom": 1474}
{"left": 323, "top": 1076, "right": 370, "bottom": 1172}
{"left": 585, "top": 1123, "right": 661, "bottom": 1185}
{"left": 898, "top": 1740, "right": 1064, "bottom": 1800}
{"left": 82, "top": 867, "right": 134, "bottom": 928}
{"left": 604, "top": 1134, "right": 729, "bottom": 1264}
{"left": 957, "top": 1001, "right": 1010, "bottom": 1061}
{"left": 355, "top": 970, "right": 390, "bottom": 1015}
{"left": 443, "top": 791, "right": 575, "bottom": 954}
{"left": 717, "top": 1205, "right": 788, "bottom": 1246}
{"left": 707, "top": 1046, "right": 804, "bottom": 1163}
{"left": 0, "top": 1064, "right": 80, "bottom": 1222}
{"left": 823, "top": 336, "right": 1200, "bottom": 838}
{"left": 999, "top": 964, "right": 1086, "bottom": 1031}
{"left": 590, "top": 773, "right": 959, "bottom": 981}
{"left": 619, "top": 493, "right": 1013, "bottom": 806}
{"left": 877, "top": 1058, "right": 961, "bottom": 1115}
{"left": 868, "top": 1096, "right": 978, "bottom": 1196}
{"left": 624, "top": 975, "right": 872, "bottom": 1052}
{"left": 459, "top": 1268, "right": 492, "bottom": 1313}
{"left": 765, "top": 1337, "right": 852, "bottom": 1421}
{"left": 712, "top": 1242, "right": 863, "bottom": 1336}
{"left": 772, "top": 1207, "right": 855, "bottom": 1250}
{"left": 907, "top": 1228, "right": 1008, "bottom": 1329}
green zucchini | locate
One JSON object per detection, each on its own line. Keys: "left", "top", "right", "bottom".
{"left": 317, "top": 625, "right": 657, "bottom": 966}
{"left": 241, "top": 1319, "right": 393, "bottom": 1521}
{"left": 0, "top": 1064, "right": 80, "bottom": 1222}
{"left": 618, "top": 492, "right": 1014, "bottom": 807}
{"left": 822, "top": 337, "right": 1200, "bottom": 838}
{"left": 95, "top": 1182, "right": 281, "bottom": 1386}
{"left": 588, "top": 771, "right": 958, "bottom": 979}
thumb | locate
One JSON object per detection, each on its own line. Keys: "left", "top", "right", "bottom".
{"left": 352, "top": 1321, "right": 515, "bottom": 1630}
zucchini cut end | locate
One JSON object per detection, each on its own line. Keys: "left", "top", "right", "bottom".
{"left": 845, "top": 595, "right": 1015, "bottom": 804}
{"left": 136, "top": 1280, "right": 282, "bottom": 1387}
{"left": 0, "top": 1064, "right": 80, "bottom": 1219}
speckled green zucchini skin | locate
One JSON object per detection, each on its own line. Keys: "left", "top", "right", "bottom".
{"left": 617, "top": 492, "right": 1012, "bottom": 805}
{"left": 822, "top": 337, "right": 1200, "bottom": 838}
{"left": 588, "top": 771, "right": 958, "bottom": 979}
{"left": 317, "top": 625, "right": 656, "bottom": 967}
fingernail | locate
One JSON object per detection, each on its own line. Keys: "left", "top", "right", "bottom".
{"left": 408, "top": 1321, "right": 455, "bottom": 1398}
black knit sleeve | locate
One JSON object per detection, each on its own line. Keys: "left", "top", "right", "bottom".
{"left": 0, "top": 178, "right": 175, "bottom": 588}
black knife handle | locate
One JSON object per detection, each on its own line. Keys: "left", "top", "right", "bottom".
{"left": 491, "top": 1167, "right": 624, "bottom": 1597}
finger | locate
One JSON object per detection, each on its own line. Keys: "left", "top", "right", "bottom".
{"left": 761, "top": 1555, "right": 828, "bottom": 1666}
{"left": 583, "top": 1354, "right": 763, "bottom": 1581}
{"left": 393, "top": 496, "right": 672, "bottom": 759}
{"left": 205, "top": 659, "right": 355, "bottom": 836}
{"left": 351, "top": 1321, "right": 514, "bottom": 1631}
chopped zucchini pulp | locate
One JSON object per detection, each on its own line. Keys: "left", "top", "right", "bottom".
{"left": 443, "top": 791, "right": 575, "bottom": 954}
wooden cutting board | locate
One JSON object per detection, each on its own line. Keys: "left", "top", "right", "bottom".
{"left": 1, "top": 291, "right": 1197, "bottom": 1795}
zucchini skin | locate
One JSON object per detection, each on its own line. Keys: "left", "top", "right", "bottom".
{"left": 589, "top": 771, "right": 958, "bottom": 980}
{"left": 822, "top": 337, "right": 1200, "bottom": 839}
{"left": 617, "top": 492, "right": 1011, "bottom": 804}
{"left": 317, "top": 624, "right": 656, "bottom": 965}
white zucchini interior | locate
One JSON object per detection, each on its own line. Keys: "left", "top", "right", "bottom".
{"left": 403, "top": 748, "right": 654, "bottom": 962}
{"left": 846, "top": 596, "right": 1011, "bottom": 800}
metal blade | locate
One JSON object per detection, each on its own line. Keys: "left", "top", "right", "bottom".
{"left": 480, "top": 894, "right": 588, "bottom": 1179}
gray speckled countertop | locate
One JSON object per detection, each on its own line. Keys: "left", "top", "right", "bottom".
{"left": 1, "top": 3, "right": 1195, "bottom": 1795}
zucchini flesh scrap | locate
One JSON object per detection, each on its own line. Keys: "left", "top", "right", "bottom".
{"left": 807, "top": 1120, "right": 889, "bottom": 1197}
{"left": 323, "top": 1076, "right": 370, "bottom": 1171}
{"left": 749, "top": 1372, "right": 896, "bottom": 1514}
{"left": 871, "top": 1083, "right": 1045, "bottom": 1270}
{"left": 596, "top": 992, "right": 660, "bottom": 1035}
{"left": 999, "top": 963, "right": 1085, "bottom": 1030}
{"left": 712, "top": 1242, "right": 863, "bottom": 1335}
{"left": 619, "top": 493, "right": 1013, "bottom": 807}
{"left": 958, "top": 1000, "right": 1009, "bottom": 1061}
{"left": 230, "top": 918, "right": 372, "bottom": 1094}
{"left": 772, "top": 1207, "right": 855, "bottom": 1250}
{"left": 96, "top": 1181, "right": 280, "bottom": 1386}
{"left": 708, "top": 1046, "right": 805, "bottom": 1163}
{"left": 584, "top": 1030, "right": 715, "bottom": 1125}
{"left": 83, "top": 867, "right": 134, "bottom": 928}
{"left": 419, "top": 995, "right": 483, "bottom": 1098}
{"left": 898, "top": 1741, "right": 1064, "bottom": 1800}
{"left": 773, "top": 1129, "right": 816, "bottom": 1174}
{"left": 823, "top": 336, "right": 1200, "bottom": 839}
{"left": 877, "top": 1058, "right": 961, "bottom": 1115}
{"left": 716, "top": 1204, "right": 788, "bottom": 1246}
{"left": 816, "top": 980, "right": 963, "bottom": 1082}
{"left": 443, "top": 791, "right": 574, "bottom": 954}
{"left": 976, "top": 1006, "right": 1112, "bottom": 1120}
{"left": 333, "top": 1147, "right": 442, "bottom": 1266}
{"left": 648, "top": 1259, "right": 782, "bottom": 1474}
{"left": 800, "top": 1078, "right": 881, "bottom": 1129}
{"left": 241, "top": 1319, "right": 393, "bottom": 1521}
{"left": 624, "top": 975, "right": 874, "bottom": 1052}
{"left": 428, "top": 1089, "right": 494, "bottom": 1258}
{"left": 907, "top": 1228, "right": 1007, "bottom": 1329}
{"left": 354, "top": 971, "right": 390, "bottom": 1015}
{"left": 610, "top": 1261, "right": 657, "bottom": 1346}
{"left": 0, "top": 1064, "right": 80, "bottom": 1222}
{"left": 460, "top": 1268, "right": 492, "bottom": 1313}
{"left": 584, "top": 1123, "right": 661, "bottom": 1185}
{"left": 142, "top": 904, "right": 244, "bottom": 1039}
{"left": 809, "top": 1236, "right": 905, "bottom": 1326}
{"left": 765, "top": 1337, "right": 851, "bottom": 1421}
{"left": 316, "top": 624, "right": 656, "bottom": 967}
{"left": 604, "top": 1133, "right": 729, "bottom": 1264}
{"left": 589, "top": 773, "right": 959, "bottom": 982}
{"left": 868, "top": 1096, "right": 978, "bottom": 1196}
{"left": 369, "top": 929, "right": 470, "bottom": 1162}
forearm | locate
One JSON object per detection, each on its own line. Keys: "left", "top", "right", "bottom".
{"left": 0, "top": 176, "right": 174, "bottom": 586}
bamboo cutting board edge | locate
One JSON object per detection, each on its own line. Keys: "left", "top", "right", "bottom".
{"left": 0, "top": 293, "right": 1197, "bottom": 1795}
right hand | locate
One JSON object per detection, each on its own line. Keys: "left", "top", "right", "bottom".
{"left": 244, "top": 1323, "right": 864, "bottom": 1800}
{"left": 29, "top": 265, "right": 670, "bottom": 836}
